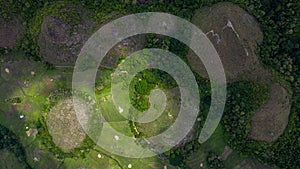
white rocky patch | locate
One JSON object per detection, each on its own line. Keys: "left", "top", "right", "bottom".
{"left": 114, "top": 135, "right": 120, "bottom": 141}
{"left": 223, "top": 20, "right": 250, "bottom": 56}
{"left": 206, "top": 30, "right": 221, "bottom": 44}
{"left": 118, "top": 107, "right": 124, "bottom": 113}
{"left": 4, "top": 68, "right": 9, "bottom": 73}
{"left": 200, "top": 163, "right": 204, "bottom": 168}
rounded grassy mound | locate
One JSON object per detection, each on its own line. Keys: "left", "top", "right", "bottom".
{"left": 46, "top": 98, "right": 88, "bottom": 152}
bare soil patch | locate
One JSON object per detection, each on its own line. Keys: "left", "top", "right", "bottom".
{"left": 187, "top": 2, "right": 263, "bottom": 81}
{"left": 250, "top": 83, "right": 291, "bottom": 142}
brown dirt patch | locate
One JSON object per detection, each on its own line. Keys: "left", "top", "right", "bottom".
{"left": 187, "top": 2, "right": 263, "bottom": 81}
{"left": 250, "top": 83, "right": 291, "bottom": 142}
{"left": 0, "top": 15, "right": 24, "bottom": 48}
{"left": 46, "top": 98, "right": 88, "bottom": 152}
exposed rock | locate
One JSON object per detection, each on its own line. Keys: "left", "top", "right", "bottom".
{"left": 0, "top": 15, "right": 24, "bottom": 48}
{"left": 38, "top": 5, "right": 146, "bottom": 67}
{"left": 250, "top": 83, "right": 291, "bottom": 142}
{"left": 251, "top": 83, "right": 291, "bottom": 142}
{"left": 38, "top": 13, "right": 94, "bottom": 66}
{"left": 187, "top": 2, "right": 263, "bottom": 81}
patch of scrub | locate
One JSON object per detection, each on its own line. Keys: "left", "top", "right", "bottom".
{"left": 46, "top": 98, "right": 89, "bottom": 152}
{"left": 187, "top": 2, "right": 263, "bottom": 80}
{"left": 250, "top": 83, "right": 291, "bottom": 142}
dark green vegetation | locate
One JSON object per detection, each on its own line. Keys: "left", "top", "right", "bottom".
{"left": 0, "top": 124, "right": 31, "bottom": 169}
{"left": 130, "top": 69, "right": 177, "bottom": 112}
{"left": 207, "top": 152, "right": 226, "bottom": 169}
{"left": 222, "top": 82, "right": 269, "bottom": 152}
{"left": 0, "top": 0, "right": 299, "bottom": 169}
{"left": 167, "top": 140, "right": 201, "bottom": 167}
